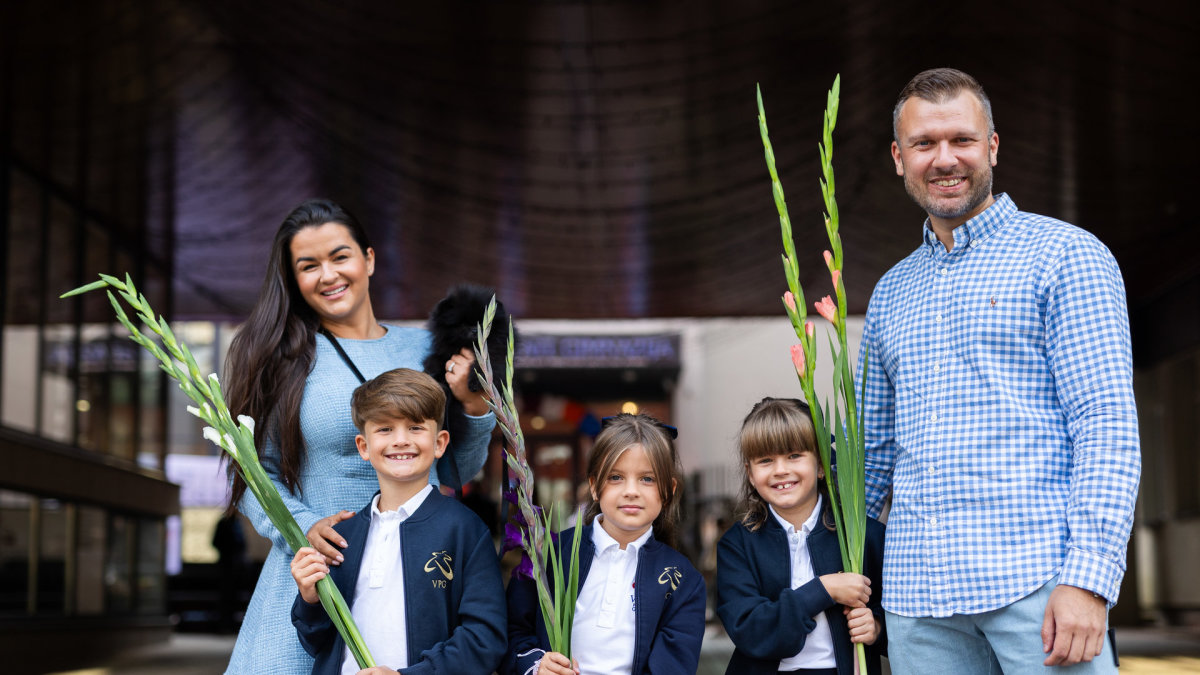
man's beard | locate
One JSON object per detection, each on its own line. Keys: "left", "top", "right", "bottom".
{"left": 904, "top": 164, "right": 994, "bottom": 222}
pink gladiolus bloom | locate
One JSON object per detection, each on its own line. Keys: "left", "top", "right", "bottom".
{"left": 831, "top": 269, "right": 841, "bottom": 289}
{"left": 815, "top": 296, "right": 837, "bottom": 323}
{"left": 784, "top": 291, "right": 796, "bottom": 312}
{"left": 805, "top": 321, "right": 815, "bottom": 339}
{"left": 790, "top": 344, "right": 806, "bottom": 378}
{"left": 823, "top": 250, "right": 834, "bottom": 269}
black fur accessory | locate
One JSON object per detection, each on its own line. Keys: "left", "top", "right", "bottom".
{"left": 423, "top": 284, "right": 518, "bottom": 489}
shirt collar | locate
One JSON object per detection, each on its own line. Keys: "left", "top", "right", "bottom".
{"left": 922, "top": 192, "right": 1016, "bottom": 253}
{"left": 591, "top": 517, "right": 653, "bottom": 555}
{"left": 371, "top": 484, "right": 433, "bottom": 522}
{"left": 769, "top": 494, "right": 823, "bottom": 537}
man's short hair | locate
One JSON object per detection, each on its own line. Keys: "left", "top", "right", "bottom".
{"left": 893, "top": 67, "right": 994, "bottom": 141}
{"left": 351, "top": 368, "right": 446, "bottom": 431}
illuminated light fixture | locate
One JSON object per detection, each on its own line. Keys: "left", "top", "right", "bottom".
{"left": 75, "top": 399, "right": 91, "bottom": 412}
{"left": 621, "top": 401, "right": 638, "bottom": 415}
{"left": 530, "top": 415, "right": 546, "bottom": 430}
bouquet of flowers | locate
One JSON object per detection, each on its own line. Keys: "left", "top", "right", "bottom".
{"left": 758, "top": 76, "right": 870, "bottom": 674}
{"left": 62, "top": 274, "right": 376, "bottom": 669}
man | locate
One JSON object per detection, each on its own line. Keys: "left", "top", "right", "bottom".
{"left": 858, "top": 68, "right": 1140, "bottom": 672}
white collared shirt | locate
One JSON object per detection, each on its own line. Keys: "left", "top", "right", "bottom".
{"left": 570, "top": 520, "right": 652, "bottom": 675}
{"left": 341, "top": 485, "right": 432, "bottom": 675}
{"left": 771, "top": 496, "right": 837, "bottom": 671}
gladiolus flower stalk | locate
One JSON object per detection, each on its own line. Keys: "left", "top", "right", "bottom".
{"left": 758, "top": 76, "right": 869, "bottom": 674}
{"left": 472, "top": 296, "right": 584, "bottom": 657}
{"left": 61, "top": 274, "right": 375, "bottom": 669}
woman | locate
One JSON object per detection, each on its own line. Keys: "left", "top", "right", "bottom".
{"left": 222, "top": 199, "right": 495, "bottom": 674}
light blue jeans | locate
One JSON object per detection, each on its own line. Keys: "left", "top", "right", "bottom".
{"left": 886, "top": 578, "right": 1118, "bottom": 674}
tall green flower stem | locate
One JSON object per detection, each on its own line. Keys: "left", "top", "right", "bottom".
{"left": 61, "top": 274, "right": 375, "bottom": 669}
{"left": 758, "top": 77, "right": 869, "bottom": 674}
{"left": 472, "top": 297, "right": 584, "bottom": 657}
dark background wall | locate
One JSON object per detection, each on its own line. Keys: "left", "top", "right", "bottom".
{"left": 3, "top": 0, "right": 1197, "bottom": 366}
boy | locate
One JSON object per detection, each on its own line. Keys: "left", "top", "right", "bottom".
{"left": 289, "top": 368, "right": 506, "bottom": 675}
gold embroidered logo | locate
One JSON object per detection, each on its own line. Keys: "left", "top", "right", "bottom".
{"left": 424, "top": 550, "right": 454, "bottom": 585}
{"left": 658, "top": 566, "right": 682, "bottom": 591}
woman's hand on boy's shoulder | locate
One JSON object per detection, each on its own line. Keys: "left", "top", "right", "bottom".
{"left": 356, "top": 667, "right": 399, "bottom": 675}
{"left": 306, "top": 510, "right": 355, "bottom": 565}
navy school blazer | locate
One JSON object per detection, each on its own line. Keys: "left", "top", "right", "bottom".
{"left": 291, "top": 490, "right": 507, "bottom": 675}
{"left": 716, "top": 505, "right": 887, "bottom": 675}
{"left": 502, "top": 524, "right": 706, "bottom": 675}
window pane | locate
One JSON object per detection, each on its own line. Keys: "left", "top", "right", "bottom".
{"left": 40, "top": 324, "right": 75, "bottom": 444}
{"left": 105, "top": 514, "right": 133, "bottom": 613}
{"left": 0, "top": 490, "right": 33, "bottom": 615}
{"left": 2, "top": 325, "right": 38, "bottom": 433}
{"left": 76, "top": 505, "right": 106, "bottom": 615}
{"left": 36, "top": 498, "right": 67, "bottom": 614}
{"left": 136, "top": 518, "right": 165, "bottom": 614}
{"left": 2, "top": 174, "right": 42, "bottom": 432}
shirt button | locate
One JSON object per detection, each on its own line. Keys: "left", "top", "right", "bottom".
{"left": 930, "top": 413, "right": 938, "bottom": 421}
{"left": 930, "top": 517, "right": 938, "bottom": 524}
{"left": 928, "top": 465, "right": 936, "bottom": 474}
{"left": 935, "top": 314, "right": 944, "bottom": 323}
{"left": 939, "top": 268, "right": 948, "bottom": 276}
{"left": 933, "top": 364, "right": 942, "bottom": 373}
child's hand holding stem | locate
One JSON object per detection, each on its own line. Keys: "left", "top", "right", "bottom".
{"left": 537, "top": 651, "right": 580, "bottom": 675}
{"left": 290, "top": 546, "right": 330, "bottom": 605}
{"left": 820, "top": 571, "right": 872, "bottom": 608}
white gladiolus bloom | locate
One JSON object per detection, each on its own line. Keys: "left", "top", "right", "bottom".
{"left": 238, "top": 415, "right": 256, "bottom": 434}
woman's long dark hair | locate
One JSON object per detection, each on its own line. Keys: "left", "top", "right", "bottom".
{"left": 224, "top": 199, "right": 372, "bottom": 512}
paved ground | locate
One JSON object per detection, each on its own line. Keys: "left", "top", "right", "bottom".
{"left": 42, "top": 625, "right": 1200, "bottom": 675}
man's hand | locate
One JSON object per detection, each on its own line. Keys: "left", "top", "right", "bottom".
{"left": 1042, "top": 584, "right": 1106, "bottom": 666}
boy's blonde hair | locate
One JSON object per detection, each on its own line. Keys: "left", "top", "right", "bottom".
{"left": 735, "top": 397, "right": 830, "bottom": 532}
{"left": 351, "top": 368, "right": 446, "bottom": 431}
{"left": 584, "top": 413, "right": 683, "bottom": 547}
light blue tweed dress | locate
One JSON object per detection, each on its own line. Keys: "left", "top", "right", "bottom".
{"left": 224, "top": 325, "right": 494, "bottom": 675}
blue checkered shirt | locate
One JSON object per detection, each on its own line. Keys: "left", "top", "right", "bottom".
{"left": 858, "top": 194, "right": 1140, "bottom": 617}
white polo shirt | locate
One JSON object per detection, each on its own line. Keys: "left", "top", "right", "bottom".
{"left": 771, "top": 497, "right": 837, "bottom": 671}
{"left": 341, "top": 485, "right": 432, "bottom": 675}
{"left": 570, "top": 520, "right": 652, "bottom": 675}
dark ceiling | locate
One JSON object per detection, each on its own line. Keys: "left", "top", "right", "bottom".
{"left": 5, "top": 1, "right": 1199, "bottom": 364}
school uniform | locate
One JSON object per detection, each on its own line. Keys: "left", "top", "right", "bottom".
{"left": 503, "top": 523, "right": 706, "bottom": 675}
{"left": 291, "top": 489, "right": 507, "bottom": 675}
{"left": 717, "top": 502, "right": 887, "bottom": 675}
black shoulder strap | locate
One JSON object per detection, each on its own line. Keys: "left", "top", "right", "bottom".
{"left": 319, "top": 328, "right": 366, "bottom": 383}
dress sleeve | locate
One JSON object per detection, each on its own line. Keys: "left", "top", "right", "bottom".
{"left": 436, "top": 409, "right": 495, "bottom": 489}
{"left": 238, "top": 430, "right": 324, "bottom": 552}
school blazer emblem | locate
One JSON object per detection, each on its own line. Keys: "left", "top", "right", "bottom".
{"left": 424, "top": 550, "right": 454, "bottom": 581}
{"left": 658, "top": 566, "right": 682, "bottom": 592}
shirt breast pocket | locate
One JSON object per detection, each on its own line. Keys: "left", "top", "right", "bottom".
{"left": 958, "top": 282, "right": 1044, "bottom": 359}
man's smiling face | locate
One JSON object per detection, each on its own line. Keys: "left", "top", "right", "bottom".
{"left": 892, "top": 90, "right": 999, "bottom": 232}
